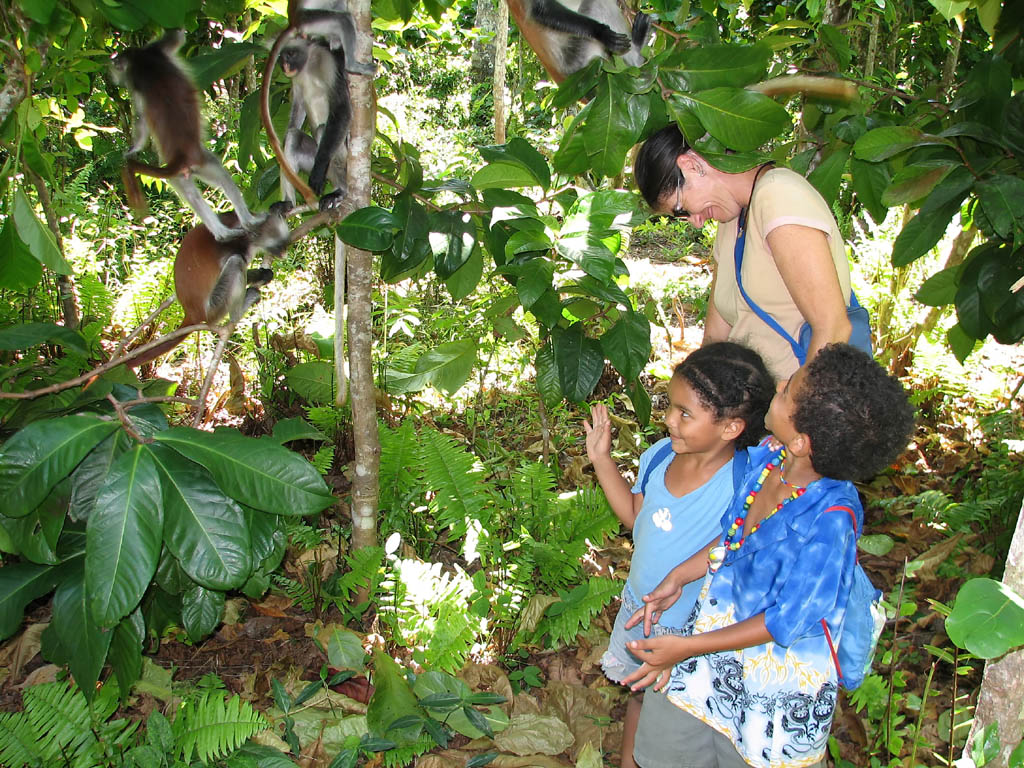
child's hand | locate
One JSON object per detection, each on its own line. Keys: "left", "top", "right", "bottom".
{"left": 621, "top": 635, "right": 691, "bottom": 691}
{"left": 583, "top": 404, "right": 612, "bottom": 463}
{"left": 624, "top": 576, "right": 683, "bottom": 637}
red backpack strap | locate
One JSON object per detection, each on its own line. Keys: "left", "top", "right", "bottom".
{"left": 824, "top": 505, "right": 858, "bottom": 535}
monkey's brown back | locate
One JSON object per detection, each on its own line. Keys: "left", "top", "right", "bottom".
{"left": 124, "top": 44, "right": 203, "bottom": 168}
{"left": 174, "top": 213, "right": 243, "bottom": 323}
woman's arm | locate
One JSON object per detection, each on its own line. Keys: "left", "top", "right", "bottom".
{"left": 701, "top": 267, "right": 733, "bottom": 345}
{"left": 766, "top": 224, "right": 851, "bottom": 363}
{"left": 624, "top": 536, "right": 718, "bottom": 636}
{"left": 621, "top": 613, "right": 773, "bottom": 691}
{"left": 584, "top": 404, "right": 642, "bottom": 528}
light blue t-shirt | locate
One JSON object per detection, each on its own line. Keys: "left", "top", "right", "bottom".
{"left": 627, "top": 437, "right": 738, "bottom": 628}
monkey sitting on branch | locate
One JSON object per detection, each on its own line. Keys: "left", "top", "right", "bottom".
{"left": 113, "top": 30, "right": 266, "bottom": 242}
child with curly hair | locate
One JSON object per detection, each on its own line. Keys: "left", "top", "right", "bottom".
{"left": 584, "top": 342, "right": 775, "bottom": 768}
{"left": 621, "top": 343, "right": 915, "bottom": 768}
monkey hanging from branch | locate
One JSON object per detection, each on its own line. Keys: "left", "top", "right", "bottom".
{"left": 113, "top": 30, "right": 267, "bottom": 242}
{"left": 261, "top": 0, "right": 375, "bottom": 215}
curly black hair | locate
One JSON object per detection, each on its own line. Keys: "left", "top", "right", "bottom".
{"left": 673, "top": 342, "right": 775, "bottom": 450}
{"left": 634, "top": 123, "right": 690, "bottom": 210}
{"left": 794, "top": 344, "right": 915, "bottom": 481}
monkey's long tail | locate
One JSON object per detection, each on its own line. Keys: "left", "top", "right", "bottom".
{"left": 631, "top": 13, "right": 650, "bottom": 53}
{"left": 121, "top": 157, "right": 191, "bottom": 218}
{"left": 123, "top": 322, "right": 191, "bottom": 368}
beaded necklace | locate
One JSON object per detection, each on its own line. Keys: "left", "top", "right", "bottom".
{"left": 708, "top": 448, "right": 807, "bottom": 571}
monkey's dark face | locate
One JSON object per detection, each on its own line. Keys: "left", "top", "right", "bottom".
{"left": 280, "top": 45, "right": 310, "bottom": 77}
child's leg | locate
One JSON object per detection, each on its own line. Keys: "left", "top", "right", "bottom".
{"left": 632, "top": 689, "right": 716, "bottom": 768}
{"left": 620, "top": 693, "right": 642, "bottom": 768}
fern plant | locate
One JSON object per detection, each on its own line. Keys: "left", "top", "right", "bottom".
{"left": 173, "top": 690, "right": 269, "bottom": 764}
{"left": 531, "top": 576, "right": 622, "bottom": 648}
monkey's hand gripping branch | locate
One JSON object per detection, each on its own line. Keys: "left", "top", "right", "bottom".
{"left": 261, "top": 26, "right": 318, "bottom": 208}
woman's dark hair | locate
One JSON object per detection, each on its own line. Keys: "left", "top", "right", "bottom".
{"left": 672, "top": 342, "right": 774, "bottom": 450}
{"left": 634, "top": 123, "right": 690, "bottom": 209}
{"left": 794, "top": 344, "right": 916, "bottom": 481}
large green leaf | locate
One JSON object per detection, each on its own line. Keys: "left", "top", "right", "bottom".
{"left": 914, "top": 266, "right": 960, "bottom": 307}
{"left": 86, "top": 446, "right": 164, "bottom": 627}
{"left": 852, "top": 126, "right": 953, "bottom": 162}
{"left": 806, "top": 145, "right": 851, "bottom": 205}
{"left": 182, "top": 584, "right": 225, "bottom": 642}
{"left": 946, "top": 578, "right": 1024, "bottom": 658}
{"left": 0, "top": 321, "right": 88, "bottom": 356}
{"left": 69, "top": 431, "right": 130, "bottom": 522}
{"left": 366, "top": 649, "right": 426, "bottom": 746}
{"left": 0, "top": 415, "right": 119, "bottom": 518}
{"left": 555, "top": 234, "right": 616, "bottom": 282}
{"left": 601, "top": 312, "right": 651, "bottom": 381}
{"left": 553, "top": 325, "right": 605, "bottom": 403}
{"left": 478, "top": 139, "right": 551, "bottom": 190}
{"left": 471, "top": 163, "right": 539, "bottom": 190}
{"left": 515, "top": 258, "right": 556, "bottom": 309}
{"left": 52, "top": 575, "right": 113, "bottom": 702}
{"left": 154, "top": 427, "right": 334, "bottom": 517}
{"left": 413, "top": 671, "right": 508, "bottom": 739}
{"left": 430, "top": 211, "right": 477, "bottom": 279}
{"left": 109, "top": 610, "right": 144, "bottom": 700}
{"left": 146, "top": 445, "right": 252, "bottom": 590}
{"left": 583, "top": 77, "right": 636, "bottom": 178}
{"left": 0, "top": 562, "right": 64, "bottom": 640}
{"left": 412, "top": 340, "right": 478, "bottom": 394}
{"left": 674, "top": 88, "right": 790, "bottom": 151}
{"left": 189, "top": 42, "right": 262, "bottom": 91}
{"left": 1, "top": 484, "right": 66, "bottom": 564}
{"left": 337, "top": 207, "right": 396, "bottom": 252}
{"left": 0, "top": 218, "right": 44, "bottom": 291}
{"left": 286, "top": 361, "right": 337, "bottom": 405}
{"left": 12, "top": 187, "right": 71, "bottom": 275}
{"left": 975, "top": 175, "right": 1024, "bottom": 240}
{"left": 881, "top": 164, "right": 955, "bottom": 207}
{"left": 891, "top": 170, "right": 974, "bottom": 267}
{"left": 383, "top": 197, "right": 431, "bottom": 282}
{"left": 665, "top": 43, "right": 771, "bottom": 91}
{"left": 535, "top": 342, "right": 562, "bottom": 408}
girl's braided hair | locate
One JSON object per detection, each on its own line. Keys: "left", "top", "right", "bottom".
{"left": 673, "top": 342, "right": 774, "bottom": 449}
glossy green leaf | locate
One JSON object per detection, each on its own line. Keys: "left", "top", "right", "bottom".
{"left": 430, "top": 211, "right": 477, "bottom": 279}
{"left": 549, "top": 58, "right": 602, "bottom": 108}
{"left": 189, "top": 42, "right": 262, "bottom": 91}
{"left": 947, "top": 578, "right": 1024, "bottom": 658}
{"left": 147, "top": 444, "right": 252, "bottom": 590}
{"left": 535, "top": 342, "right": 562, "bottom": 408}
{"left": 850, "top": 159, "right": 890, "bottom": 224}
{"left": 0, "top": 562, "right": 63, "bottom": 640}
{"left": 471, "top": 162, "right": 539, "bottom": 190}
{"left": 556, "top": 234, "right": 616, "bottom": 282}
{"left": 0, "top": 321, "right": 88, "bottom": 356}
{"left": 12, "top": 187, "right": 71, "bottom": 275}
{"left": 337, "top": 207, "right": 396, "bottom": 252}
{"left": 154, "top": 427, "right": 334, "bottom": 517}
{"left": 1, "top": 483, "right": 66, "bottom": 565}
{"left": 601, "top": 312, "right": 651, "bottom": 381}
{"left": 86, "top": 447, "right": 164, "bottom": 627}
{"left": 109, "top": 609, "right": 144, "bottom": 700}
{"left": 674, "top": 88, "right": 790, "bottom": 151}
{"left": 946, "top": 323, "right": 977, "bottom": 362}
{"left": 668, "top": 43, "right": 771, "bottom": 91}
{"left": 52, "top": 575, "right": 113, "bottom": 702}
{"left": 552, "top": 110, "right": 591, "bottom": 176}
{"left": 914, "top": 266, "right": 960, "bottom": 307}
{"left": 69, "top": 431, "right": 129, "bottom": 522}
{"left": 0, "top": 218, "right": 43, "bottom": 291}
{"left": 286, "top": 361, "right": 337, "bottom": 405}
{"left": 626, "top": 378, "right": 652, "bottom": 426}
{"left": 271, "top": 418, "right": 327, "bottom": 445}
{"left": 0, "top": 415, "right": 119, "bottom": 518}
{"left": 412, "top": 340, "right": 478, "bottom": 394}
{"left": 515, "top": 258, "right": 555, "bottom": 309}
{"left": 182, "top": 584, "right": 225, "bottom": 642}
{"left": 155, "top": 548, "right": 191, "bottom": 595}
{"left": 572, "top": 275, "right": 630, "bottom": 307}
{"left": 666, "top": 101, "right": 705, "bottom": 145}
{"left": 975, "top": 175, "right": 1024, "bottom": 240}
{"left": 326, "top": 626, "right": 367, "bottom": 671}
{"left": 383, "top": 196, "right": 431, "bottom": 282}
{"left": 366, "top": 648, "right": 426, "bottom": 746}
{"left": 892, "top": 197, "right": 966, "bottom": 268}
{"left": 478, "top": 138, "right": 551, "bottom": 190}
{"left": 583, "top": 77, "right": 636, "bottom": 178}
{"left": 882, "top": 164, "right": 955, "bottom": 207}
{"left": 807, "top": 145, "right": 851, "bottom": 205}
{"left": 553, "top": 324, "right": 605, "bottom": 403}
{"left": 17, "top": 0, "right": 57, "bottom": 23}
{"left": 852, "top": 126, "right": 953, "bottom": 162}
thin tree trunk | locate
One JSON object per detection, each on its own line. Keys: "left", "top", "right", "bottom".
{"left": 26, "top": 167, "right": 80, "bottom": 330}
{"left": 347, "top": 0, "right": 380, "bottom": 556}
{"left": 963, "top": 498, "right": 1024, "bottom": 768}
{"left": 493, "top": 0, "right": 509, "bottom": 143}
{"left": 940, "top": 16, "right": 964, "bottom": 97}
{"left": 470, "top": 0, "right": 499, "bottom": 83}
{"left": 864, "top": 12, "right": 879, "bottom": 79}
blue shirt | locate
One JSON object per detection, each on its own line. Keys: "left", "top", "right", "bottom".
{"left": 627, "top": 438, "right": 739, "bottom": 628}
{"left": 666, "top": 441, "right": 862, "bottom": 767}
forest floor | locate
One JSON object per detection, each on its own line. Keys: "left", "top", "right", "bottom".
{"left": 1, "top": 248, "right": 1022, "bottom": 767}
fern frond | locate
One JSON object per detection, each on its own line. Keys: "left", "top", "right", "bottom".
{"left": 311, "top": 445, "right": 335, "bottom": 475}
{"left": 272, "top": 574, "right": 316, "bottom": 611}
{"left": 380, "top": 733, "right": 434, "bottom": 768}
{"left": 536, "top": 577, "right": 621, "bottom": 648}
{"left": 172, "top": 691, "right": 269, "bottom": 764}
{"left": 335, "top": 545, "right": 385, "bottom": 605}
{"left": 0, "top": 710, "right": 42, "bottom": 768}
{"left": 562, "top": 486, "right": 617, "bottom": 546}
{"left": 506, "top": 461, "right": 556, "bottom": 521}
{"left": 424, "top": 595, "right": 482, "bottom": 673}
{"left": 379, "top": 421, "right": 422, "bottom": 514}
{"left": 418, "top": 429, "right": 493, "bottom": 535}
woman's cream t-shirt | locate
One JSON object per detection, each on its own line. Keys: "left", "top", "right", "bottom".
{"left": 711, "top": 167, "right": 852, "bottom": 381}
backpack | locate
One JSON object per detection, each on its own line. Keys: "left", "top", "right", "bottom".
{"left": 734, "top": 207, "right": 873, "bottom": 365}
{"left": 820, "top": 505, "right": 885, "bottom": 690}
{"left": 639, "top": 443, "right": 750, "bottom": 496}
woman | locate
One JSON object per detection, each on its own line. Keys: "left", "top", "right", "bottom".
{"left": 634, "top": 124, "right": 854, "bottom": 380}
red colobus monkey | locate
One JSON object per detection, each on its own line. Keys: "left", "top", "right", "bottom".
{"left": 510, "top": 0, "right": 649, "bottom": 79}
{"left": 126, "top": 212, "right": 290, "bottom": 368}
{"left": 272, "top": 38, "right": 350, "bottom": 214}
{"left": 113, "top": 30, "right": 264, "bottom": 242}
{"left": 288, "top": 0, "right": 375, "bottom": 76}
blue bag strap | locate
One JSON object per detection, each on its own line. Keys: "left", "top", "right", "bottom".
{"left": 820, "top": 504, "right": 860, "bottom": 685}
{"left": 734, "top": 208, "right": 807, "bottom": 364}
{"left": 639, "top": 441, "right": 675, "bottom": 495}
{"left": 731, "top": 448, "right": 749, "bottom": 491}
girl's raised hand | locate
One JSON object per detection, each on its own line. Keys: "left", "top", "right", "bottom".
{"left": 583, "top": 403, "right": 612, "bottom": 463}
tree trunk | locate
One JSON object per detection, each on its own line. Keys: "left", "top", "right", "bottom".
{"left": 347, "top": 0, "right": 380, "bottom": 555}
{"left": 864, "top": 12, "right": 879, "bottom": 80}
{"left": 963, "top": 498, "right": 1024, "bottom": 767}
{"left": 940, "top": 16, "right": 964, "bottom": 97}
{"left": 493, "top": 0, "right": 509, "bottom": 143}
{"left": 26, "top": 168, "right": 80, "bottom": 330}
{"left": 470, "top": 0, "right": 499, "bottom": 83}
